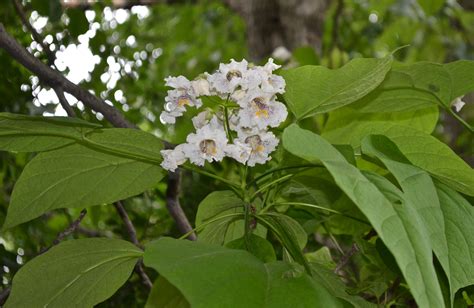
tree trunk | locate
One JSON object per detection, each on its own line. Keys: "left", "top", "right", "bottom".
{"left": 225, "top": 0, "right": 330, "bottom": 61}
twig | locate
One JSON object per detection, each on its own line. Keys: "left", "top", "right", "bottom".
{"left": 113, "top": 201, "right": 152, "bottom": 290}
{"left": 166, "top": 170, "right": 197, "bottom": 240}
{"left": 335, "top": 243, "right": 359, "bottom": 273}
{"left": 114, "top": 201, "right": 140, "bottom": 247}
{"left": 0, "top": 23, "right": 135, "bottom": 129}
{"left": 12, "top": 0, "right": 76, "bottom": 117}
{"left": 39, "top": 209, "right": 88, "bottom": 254}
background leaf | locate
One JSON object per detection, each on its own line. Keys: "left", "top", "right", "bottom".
{"left": 5, "top": 238, "right": 142, "bottom": 308}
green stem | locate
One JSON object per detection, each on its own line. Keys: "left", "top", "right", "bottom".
{"left": 265, "top": 202, "right": 370, "bottom": 225}
{"left": 247, "top": 164, "right": 322, "bottom": 188}
{"left": 250, "top": 174, "right": 293, "bottom": 201}
{"left": 222, "top": 105, "right": 234, "bottom": 143}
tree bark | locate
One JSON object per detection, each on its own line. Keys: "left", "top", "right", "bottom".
{"left": 225, "top": 0, "right": 330, "bottom": 61}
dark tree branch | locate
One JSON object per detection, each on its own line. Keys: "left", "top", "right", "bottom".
{"left": 114, "top": 201, "right": 140, "bottom": 247}
{"left": 12, "top": 0, "right": 54, "bottom": 65}
{"left": 166, "top": 170, "right": 197, "bottom": 240}
{"left": 114, "top": 201, "right": 152, "bottom": 290}
{"left": 0, "top": 23, "right": 135, "bottom": 128}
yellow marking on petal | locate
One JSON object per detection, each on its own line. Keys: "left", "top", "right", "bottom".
{"left": 178, "top": 97, "right": 191, "bottom": 107}
{"left": 255, "top": 109, "right": 269, "bottom": 118}
{"left": 255, "top": 145, "right": 265, "bottom": 153}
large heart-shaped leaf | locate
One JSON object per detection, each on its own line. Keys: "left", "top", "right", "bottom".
{"left": 283, "top": 124, "right": 445, "bottom": 308}
{"left": 144, "top": 237, "right": 344, "bottom": 308}
{"left": 5, "top": 238, "right": 142, "bottom": 308}
{"left": 280, "top": 56, "right": 392, "bottom": 119}
{"left": 3, "top": 129, "right": 164, "bottom": 229}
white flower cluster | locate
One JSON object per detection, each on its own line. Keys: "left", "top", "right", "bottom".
{"left": 160, "top": 59, "right": 287, "bottom": 171}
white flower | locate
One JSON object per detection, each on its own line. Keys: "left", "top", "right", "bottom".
{"left": 237, "top": 88, "right": 288, "bottom": 129}
{"left": 191, "top": 78, "right": 211, "bottom": 96}
{"left": 160, "top": 109, "right": 182, "bottom": 124}
{"left": 452, "top": 96, "right": 466, "bottom": 112}
{"left": 235, "top": 129, "right": 279, "bottom": 166}
{"left": 160, "top": 75, "right": 203, "bottom": 124}
{"left": 262, "top": 58, "right": 281, "bottom": 73}
{"left": 225, "top": 139, "right": 251, "bottom": 164}
{"left": 183, "top": 122, "right": 228, "bottom": 166}
{"left": 165, "top": 76, "right": 190, "bottom": 89}
{"left": 160, "top": 144, "right": 187, "bottom": 172}
{"left": 192, "top": 110, "right": 213, "bottom": 129}
{"left": 208, "top": 59, "right": 248, "bottom": 94}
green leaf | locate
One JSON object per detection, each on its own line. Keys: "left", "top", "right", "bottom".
{"left": 3, "top": 129, "right": 164, "bottom": 229}
{"left": 195, "top": 191, "right": 265, "bottom": 244}
{"left": 0, "top": 113, "right": 100, "bottom": 152}
{"left": 144, "top": 237, "right": 343, "bottom": 308}
{"left": 146, "top": 277, "right": 190, "bottom": 308}
{"left": 322, "top": 106, "right": 439, "bottom": 146}
{"left": 435, "top": 183, "right": 474, "bottom": 302}
{"left": 280, "top": 56, "right": 392, "bottom": 119}
{"left": 5, "top": 238, "right": 142, "bottom": 308}
{"left": 226, "top": 234, "right": 276, "bottom": 262}
{"left": 418, "top": 0, "right": 444, "bottom": 15}
{"left": 67, "top": 8, "right": 89, "bottom": 37}
{"left": 282, "top": 124, "right": 445, "bottom": 308}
